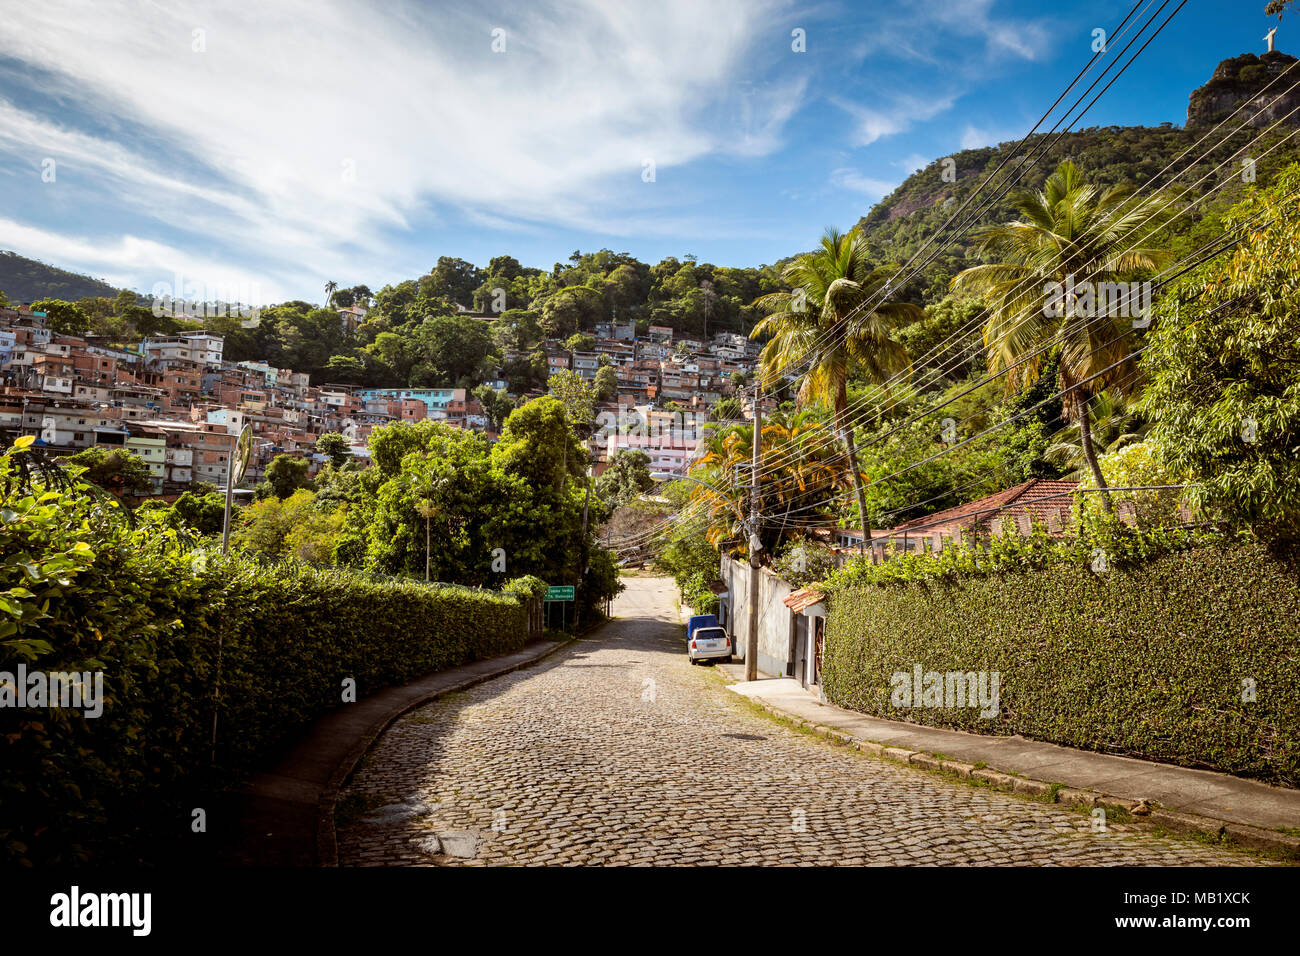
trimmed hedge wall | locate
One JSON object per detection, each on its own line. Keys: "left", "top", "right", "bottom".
{"left": 823, "top": 542, "right": 1300, "bottom": 787}
{"left": 1, "top": 455, "right": 527, "bottom": 865}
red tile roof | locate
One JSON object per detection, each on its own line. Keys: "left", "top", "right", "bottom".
{"left": 783, "top": 587, "right": 826, "bottom": 613}
{"left": 891, "top": 479, "right": 1079, "bottom": 536}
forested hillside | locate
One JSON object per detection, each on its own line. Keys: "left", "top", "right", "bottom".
{"left": 855, "top": 123, "right": 1300, "bottom": 302}
{"left": 0, "top": 250, "right": 120, "bottom": 303}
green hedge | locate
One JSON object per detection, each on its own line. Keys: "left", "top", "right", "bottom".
{"left": 823, "top": 542, "right": 1300, "bottom": 787}
{"left": 1, "top": 446, "right": 526, "bottom": 865}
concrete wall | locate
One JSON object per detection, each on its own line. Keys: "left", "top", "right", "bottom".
{"left": 721, "top": 557, "right": 797, "bottom": 677}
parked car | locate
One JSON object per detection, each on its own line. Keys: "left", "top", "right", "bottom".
{"left": 688, "top": 625, "right": 732, "bottom": 664}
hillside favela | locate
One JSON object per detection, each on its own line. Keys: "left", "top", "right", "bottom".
{"left": 2, "top": 0, "right": 1299, "bottom": 935}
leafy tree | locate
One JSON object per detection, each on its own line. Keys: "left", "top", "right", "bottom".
{"left": 424, "top": 256, "right": 483, "bottom": 307}
{"left": 472, "top": 384, "right": 514, "bottom": 431}
{"left": 408, "top": 315, "right": 495, "bottom": 387}
{"left": 952, "top": 161, "right": 1172, "bottom": 511}
{"left": 565, "top": 333, "right": 596, "bottom": 352}
{"left": 368, "top": 418, "right": 486, "bottom": 477}
{"left": 322, "top": 355, "right": 368, "bottom": 384}
{"left": 752, "top": 228, "right": 919, "bottom": 531}
{"left": 492, "top": 309, "right": 544, "bottom": 352}
{"left": 234, "top": 489, "right": 344, "bottom": 563}
{"left": 493, "top": 396, "right": 585, "bottom": 492}
{"left": 898, "top": 294, "right": 987, "bottom": 382}
{"left": 541, "top": 286, "right": 603, "bottom": 337}
{"left": 502, "top": 350, "right": 547, "bottom": 393}
{"left": 547, "top": 370, "right": 597, "bottom": 439}
{"left": 316, "top": 432, "right": 350, "bottom": 468}
{"left": 31, "top": 298, "right": 90, "bottom": 336}
{"left": 595, "top": 450, "right": 654, "bottom": 505}
{"left": 594, "top": 364, "right": 619, "bottom": 401}
{"left": 264, "top": 453, "right": 311, "bottom": 499}
{"left": 1143, "top": 166, "right": 1300, "bottom": 539}
{"left": 169, "top": 489, "right": 227, "bottom": 535}
{"left": 65, "top": 446, "right": 154, "bottom": 498}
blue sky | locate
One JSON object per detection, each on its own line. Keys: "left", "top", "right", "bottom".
{"left": 0, "top": 0, "right": 1282, "bottom": 303}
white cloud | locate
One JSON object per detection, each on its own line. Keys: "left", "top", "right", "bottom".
{"left": 834, "top": 93, "right": 958, "bottom": 148}
{"left": 958, "top": 124, "right": 1020, "bottom": 150}
{"left": 0, "top": 0, "right": 803, "bottom": 297}
{"left": 854, "top": 0, "right": 1053, "bottom": 65}
{"left": 0, "top": 217, "right": 293, "bottom": 302}
{"left": 829, "top": 168, "right": 898, "bottom": 200}
{"left": 894, "top": 153, "right": 933, "bottom": 176}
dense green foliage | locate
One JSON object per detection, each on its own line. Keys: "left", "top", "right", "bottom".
{"left": 823, "top": 537, "right": 1300, "bottom": 785}
{"left": 595, "top": 449, "right": 654, "bottom": 505}
{"left": 181, "top": 250, "right": 787, "bottom": 389}
{"left": 856, "top": 125, "right": 1300, "bottom": 303}
{"left": 326, "top": 402, "right": 622, "bottom": 614}
{"left": 1143, "top": 166, "right": 1300, "bottom": 539}
{"left": 64, "top": 446, "right": 154, "bottom": 499}
{"left": 0, "top": 442, "right": 527, "bottom": 865}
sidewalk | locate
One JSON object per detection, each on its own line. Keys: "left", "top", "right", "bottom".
{"left": 218, "top": 637, "right": 568, "bottom": 867}
{"left": 717, "top": 663, "right": 1300, "bottom": 856}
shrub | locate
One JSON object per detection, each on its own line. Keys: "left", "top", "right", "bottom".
{"left": 823, "top": 540, "right": 1300, "bottom": 786}
{"left": 0, "top": 443, "right": 526, "bottom": 865}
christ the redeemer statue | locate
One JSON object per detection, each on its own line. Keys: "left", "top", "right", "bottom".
{"left": 1265, "top": 26, "right": 1278, "bottom": 53}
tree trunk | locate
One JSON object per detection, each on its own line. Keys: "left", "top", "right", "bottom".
{"left": 837, "top": 399, "right": 869, "bottom": 554}
{"left": 1077, "top": 396, "right": 1114, "bottom": 515}
{"left": 578, "top": 471, "right": 592, "bottom": 629}
{"left": 425, "top": 515, "right": 431, "bottom": 581}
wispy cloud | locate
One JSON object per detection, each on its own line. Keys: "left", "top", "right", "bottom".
{"left": 829, "top": 167, "right": 898, "bottom": 200}
{"left": 834, "top": 93, "right": 959, "bottom": 148}
{"left": 853, "top": 0, "right": 1054, "bottom": 65}
{"left": 0, "top": 0, "right": 803, "bottom": 297}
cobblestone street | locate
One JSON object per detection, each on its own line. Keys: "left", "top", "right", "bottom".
{"left": 336, "top": 576, "right": 1258, "bottom": 866}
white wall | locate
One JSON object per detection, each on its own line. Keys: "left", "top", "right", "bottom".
{"left": 721, "top": 556, "right": 796, "bottom": 677}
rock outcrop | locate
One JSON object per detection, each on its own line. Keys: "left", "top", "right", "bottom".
{"left": 1187, "top": 51, "right": 1300, "bottom": 128}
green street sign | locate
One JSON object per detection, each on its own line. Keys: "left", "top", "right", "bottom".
{"left": 545, "top": 586, "right": 575, "bottom": 601}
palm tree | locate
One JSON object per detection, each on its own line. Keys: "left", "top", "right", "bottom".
{"left": 324, "top": 280, "right": 338, "bottom": 309}
{"left": 951, "top": 161, "right": 1171, "bottom": 512}
{"left": 752, "top": 228, "right": 917, "bottom": 535}
{"left": 686, "top": 409, "right": 847, "bottom": 556}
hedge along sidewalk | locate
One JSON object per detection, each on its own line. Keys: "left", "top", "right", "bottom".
{"left": 220, "top": 635, "right": 570, "bottom": 868}
{"left": 716, "top": 666, "right": 1300, "bottom": 858}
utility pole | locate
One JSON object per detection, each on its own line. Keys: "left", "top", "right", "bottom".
{"left": 221, "top": 432, "right": 237, "bottom": 554}
{"left": 745, "top": 382, "right": 762, "bottom": 682}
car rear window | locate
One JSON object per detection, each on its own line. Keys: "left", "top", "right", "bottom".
{"left": 695, "top": 628, "right": 727, "bottom": 640}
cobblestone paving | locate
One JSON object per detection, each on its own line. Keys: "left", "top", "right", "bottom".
{"left": 337, "top": 577, "right": 1258, "bottom": 866}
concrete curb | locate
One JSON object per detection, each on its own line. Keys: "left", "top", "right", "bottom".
{"left": 315, "top": 634, "right": 583, "bottom": 867}
{"left": 733, "top": 691, "right": 1300, "bottom": 861}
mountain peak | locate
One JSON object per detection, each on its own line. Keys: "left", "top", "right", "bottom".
{"left": 1188, "top": 50, "right": 1300, "bottom": 128}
